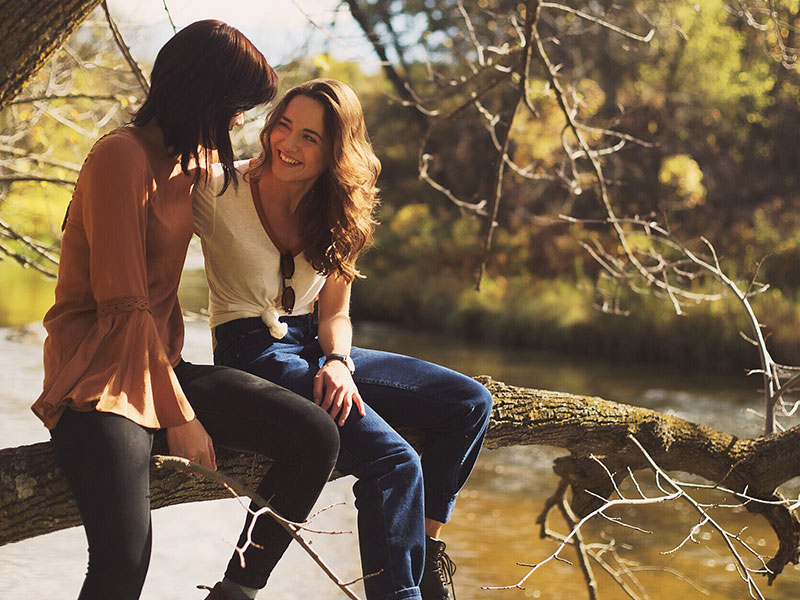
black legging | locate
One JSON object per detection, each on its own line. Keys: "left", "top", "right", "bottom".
{"left": 51, "top": 361, "right": 340, "bottom": 600}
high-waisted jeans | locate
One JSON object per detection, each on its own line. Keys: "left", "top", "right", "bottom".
{"left": 213, "top": 315, "right": 494, "bottom": 600}
{"left": 51, "top": 361, "right": 340, "bottom": 600}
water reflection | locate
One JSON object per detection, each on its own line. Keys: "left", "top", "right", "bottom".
{"left": 351, "top": 323, "right": 800, "bottom": 599}
{"left": 3, "top": 267, "right": 799, "bottom": 599}
{"left": 0, "top": 262, "right": 55, "bottom": 327}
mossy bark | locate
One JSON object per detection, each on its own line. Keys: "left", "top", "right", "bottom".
{"left": 2, "top": 377, "right": 798, "bottom": 580}
{"left": 0, "top": 0, "right": 103, "bottom": 109}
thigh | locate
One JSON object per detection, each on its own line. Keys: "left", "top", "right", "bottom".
{"left": 216, "top": 326, "right": 321, "bottom": 400}
{"left": 175, "top": 361, "right": 337, "bottom": 463}
{"left": 51, "top": 409, "right": 154, "bottom": 598}
{"left": 52, "top": 409, "right": 154, "bottom": 540}
{"left": 350, "top": 347, "right": 485, "bottom": 431}
{"left": 335, "top": 401, "right": 418, "bottom": 478}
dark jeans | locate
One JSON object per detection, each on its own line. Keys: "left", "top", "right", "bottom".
{"left": 51, "top": 361, "right": 340, "bottom": 600}
{"left": 214, "top": 315, "right": 494, "bottom": 600}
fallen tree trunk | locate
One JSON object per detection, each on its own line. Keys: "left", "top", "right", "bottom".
{"left": 2, "top": 376, "right": 799, "bottom": 580}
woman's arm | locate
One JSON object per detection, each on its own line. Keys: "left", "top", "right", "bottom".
{"left": 315, "top": 276, "right": 366, "bottom": 426}
{"left": 82, "top": 135, "right": 216, "bottom": 469}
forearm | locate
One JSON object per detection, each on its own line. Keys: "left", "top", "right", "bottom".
{"left": 317, "top": 312, "right": 353, "bottom": 356}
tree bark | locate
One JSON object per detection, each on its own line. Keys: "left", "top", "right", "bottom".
{"left": 0, "top": 0, "right": 103, "bottom": 109}
{"left": 2, "top": 377, "right": 799, "bottom": 579}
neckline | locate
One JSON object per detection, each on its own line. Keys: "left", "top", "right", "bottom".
{"left": 249, "top": 170, "right": 305, "bottom": 257}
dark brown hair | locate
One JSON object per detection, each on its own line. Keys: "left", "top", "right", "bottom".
{"left": 251, "top": 79, "right": 380, "bottom": 282}
{"left": 133, "top": 20, "right": 277, "bottom": 192}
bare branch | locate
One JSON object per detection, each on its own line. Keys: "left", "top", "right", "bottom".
{"left": 9, "top": 93, "right": 120, "bottom": 105}
{"left": 162, "top": 0, "right": 178, "bottom": 34}
{"left": 0, "top": 176, "right": 75, "bottom": 186}
{"left": 101, "top": 1, "right": 150, "bottom": 96}
{"left": 540, "top": 2, "right": 655, "bottom": 42}
{"left": 153, "top": 455, "right": 365, "bottom": 600}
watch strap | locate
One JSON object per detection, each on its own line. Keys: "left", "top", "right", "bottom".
{"left": 324, "top": 353, "right": 355, "bottom": 374}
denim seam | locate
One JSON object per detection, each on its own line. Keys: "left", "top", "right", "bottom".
{"left": 371, "top": 585, "right": 423, "bottom": 600}
{"left": 351, "top": 377, "right": 455, "bottom": 405}
{"left": 352, "top": 377, "right": 478, "bottom": 506}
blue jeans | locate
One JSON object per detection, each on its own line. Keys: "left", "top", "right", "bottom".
{"left": 213, "top": 315, "right": 493, "bottom": 600}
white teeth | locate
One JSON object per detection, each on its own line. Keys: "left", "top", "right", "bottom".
{"left": 279, "top": 150, "right": 300, "bottom": 165}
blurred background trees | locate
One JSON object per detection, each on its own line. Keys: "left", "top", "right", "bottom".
{"left": 2, "top": 0, "right": 800, "bottom": 373}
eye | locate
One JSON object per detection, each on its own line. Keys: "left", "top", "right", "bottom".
{"left": 276, "top": 120, "right": 290, "bottom": 129}
{"left": 304, "top": 134, "right": 318, "bottom": 143}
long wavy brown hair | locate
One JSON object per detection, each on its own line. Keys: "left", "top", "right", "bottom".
{"left": 250, "top": 79, "right": 380, "bottom": 282}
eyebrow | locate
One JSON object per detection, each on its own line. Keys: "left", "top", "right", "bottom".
{"left": 279, "top": 115, "right": 323, "bottom": 140}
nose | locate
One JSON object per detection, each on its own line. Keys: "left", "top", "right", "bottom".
{"left": 284, "top": 132, "right": 300, "bottom": 151}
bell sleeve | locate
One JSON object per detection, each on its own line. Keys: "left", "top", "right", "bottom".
{"left": 33, "top": 134, "right": 195, "bottom": 429}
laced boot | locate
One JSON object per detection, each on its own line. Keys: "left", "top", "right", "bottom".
{"left": 419, "top": 536, "right": 457, "bottom": 600}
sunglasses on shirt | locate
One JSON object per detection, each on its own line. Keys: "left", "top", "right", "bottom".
{"left": 280, "top": 251, "right": 295, "bottom": 314}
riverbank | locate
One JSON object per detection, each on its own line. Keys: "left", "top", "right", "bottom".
{"left": 352, "top": 270, "right": 800, "bottom": 374}
{"left": 4, "top": 257, "right": 799, "bottom": 377}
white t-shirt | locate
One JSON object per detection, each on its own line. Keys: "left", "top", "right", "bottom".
{"left": 193, "top": 161, "right": 327, "bottom": 330}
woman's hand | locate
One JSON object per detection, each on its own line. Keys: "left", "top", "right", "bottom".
{"left": 166, "top": 418, "right": 217, "bottom": 470}
{"left": 314, "top": 361, "right": 366, "bottom": 426}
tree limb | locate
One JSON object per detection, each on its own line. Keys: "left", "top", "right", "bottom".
{"left": 3, "top": 376, "right": 799, "bottom": 585}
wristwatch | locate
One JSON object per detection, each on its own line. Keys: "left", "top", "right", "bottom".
{"left": 324, "top": 353, "right": 355, "bottom": 374}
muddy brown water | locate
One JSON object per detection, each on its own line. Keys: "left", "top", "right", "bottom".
{"left": 2, "top": 266, "right": 799, "bottom": 599}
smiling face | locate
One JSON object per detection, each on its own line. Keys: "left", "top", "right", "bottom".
{"left": 268, "top": 95, "right": 328, "bottom": 186}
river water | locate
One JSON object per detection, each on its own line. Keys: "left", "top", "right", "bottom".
{"left": 2, "top": 266, "right": 800, "bottom": 599}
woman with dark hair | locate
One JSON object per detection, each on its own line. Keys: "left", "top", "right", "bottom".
{"left": 32, "top": 22, "right": 339, "bottom": 600}
{"left": 194, "top": 78, "right": 493, "bottom": 600}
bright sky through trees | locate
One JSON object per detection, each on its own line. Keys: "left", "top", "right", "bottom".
{"left": 105, "top": 0, "right": 378, "bottom": 70}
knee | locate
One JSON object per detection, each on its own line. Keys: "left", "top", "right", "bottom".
{"left": 387, "top": 443, "right": 424, "bottom": 483}
{"left": 475, "top": 384, "right": 494, "bottom": 420}
{"left": 462, "top": 380, "right": 494, "bottom": 426}
{"left": 86, "top": 532, "right": 150, "bottom": 597}
{"left": 297, "top": 404, "right": 340, "bottom": 470}
{"left": 357, "top": 439, "right": 423, "bottom": 482}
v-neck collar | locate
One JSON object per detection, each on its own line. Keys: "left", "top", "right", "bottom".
{"left": 249, "top": 171, "right": 305, "bottom": 257}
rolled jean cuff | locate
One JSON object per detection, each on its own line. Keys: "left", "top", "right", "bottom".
{"left": 425, "top": 488, "right": 458, "bottom": 524}
{"left": 373, "top": 586, "right": 422, "bottom": 600}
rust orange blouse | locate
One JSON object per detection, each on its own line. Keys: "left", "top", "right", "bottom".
{"left": 32, "top": 127, "right": 197, "bottom": 430}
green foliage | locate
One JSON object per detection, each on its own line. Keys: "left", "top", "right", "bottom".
{"left": 353, "top": 268, "right": 800, "bottom": 372}
{"left": 5, "top": 2, "right": 800, "bottom": 376}
{"left": 1, "top": 33, "right": 144, "bottom": 253}
{"left": 659, "top": 154, "right": 706, "bottom": 208}
{"left": 0, "top": 261, "right": 55, "bottom": 326}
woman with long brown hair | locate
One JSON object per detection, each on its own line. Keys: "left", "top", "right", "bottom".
{"left": 32, "top": 23, "right": 339, "bottom": 600}
{"left": 195, "top": 78, "right": 493, "bottom": 600}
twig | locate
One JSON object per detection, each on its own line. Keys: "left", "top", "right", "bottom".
{"left": 0, "top": 176, "right": 75, "bottom": 186}
{"left": 162, "top": 0, "right": 178, "bottom": 34}
{"left": 540, "top": 2, "right": 655, "bottom": 42}
{"left": 153, "top": 455, "right": 365, "bottom": 600}
{"left": 9, "top": 94, "right": 120, "bottom": 105}
{"left": 102, "top": 1, "right": 150, "bottom": 95}
{"left": 626, "top": 436, "right": 767, "bottom": 600}
{"left": 558, "top": 499, "right": 598, "bottom": 600}
{"left": 474, "top": 1, "right": 534, "bottom": 289}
